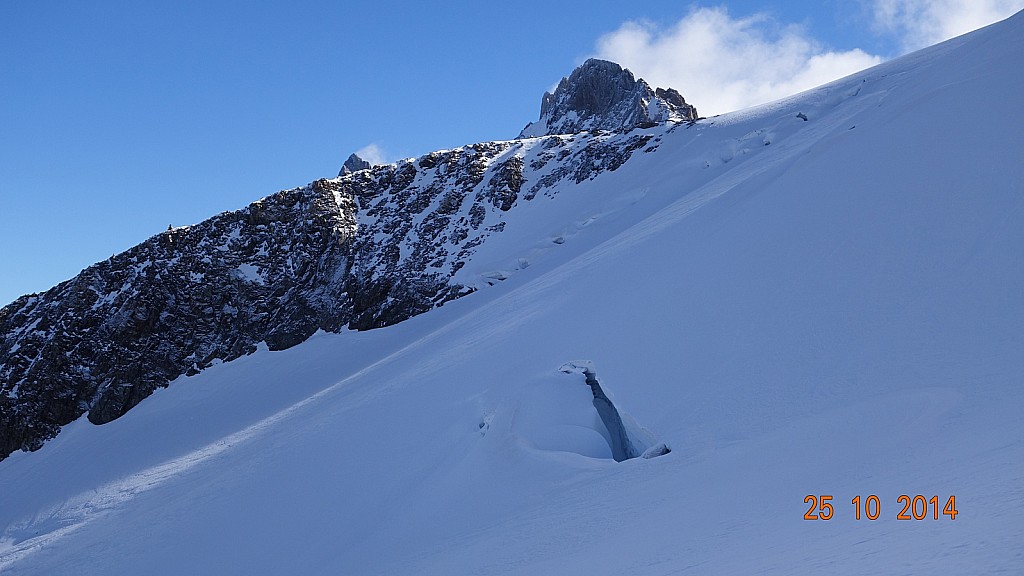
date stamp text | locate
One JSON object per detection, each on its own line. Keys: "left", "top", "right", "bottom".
{"left": 803, "top": 495, "right": 958, "bottom": 521}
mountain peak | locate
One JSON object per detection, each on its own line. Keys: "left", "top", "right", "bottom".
{"left": 338, "top": 153, "right": 372, "bottom": 176}
{"left": 518, "top": 59, "right": 698, "bottom": 138}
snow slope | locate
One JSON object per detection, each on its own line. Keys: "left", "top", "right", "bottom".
{"left": 2, "top": 11, "right": 1023, "bottom": 575}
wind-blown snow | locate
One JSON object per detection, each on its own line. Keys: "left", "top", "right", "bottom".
{"left": 1, "top": 11, "right": 1023, "bottom": 575}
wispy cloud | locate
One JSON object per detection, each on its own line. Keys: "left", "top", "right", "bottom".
{"left": 354, "top": 143, "right": 388, "bottom": 165}
{"left": 868, "top": 0, "right": 1024, "bottom": 51}
{"left": 593, "top": 7, "right": 883, "bottom": 116}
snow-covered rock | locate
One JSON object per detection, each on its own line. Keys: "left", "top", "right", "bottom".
{"left": 518, "top": 58, "right": 698, "bottom": 138}
{"left": 0, "top": 64, "right": 682, "bottom": 460}
{"left": 0, "top": 182, "right": 357, "bottom": 456}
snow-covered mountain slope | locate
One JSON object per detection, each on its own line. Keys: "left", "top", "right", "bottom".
{"left": 2, "top": 10, "right": 1023, "bottom": 575}
{"left": 0, "top": 84, "right": 672, "bottom": 460}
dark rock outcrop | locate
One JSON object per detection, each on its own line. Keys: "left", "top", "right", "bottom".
{"left": 1, "top": 182, "right": 356, "bottom": 455}
{"left": 518, "top": 59, "right": 698, "bottom": 138}
{"left": 339, "top": 153, "right": 372, "bottom": 176}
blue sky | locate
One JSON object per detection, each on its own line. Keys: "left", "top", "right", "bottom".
{"left": 1, "top": 0, "right": 1021, "bottom": 306}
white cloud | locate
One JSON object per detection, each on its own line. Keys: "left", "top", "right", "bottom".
{"left": 354, "top": 143, "right": 387, "bottom": 165}
{"left": 869, "top": 0, "right": 1024, "bottom": 51}
{"left": 593, "top": 7, "right": 883, "bottom": 116}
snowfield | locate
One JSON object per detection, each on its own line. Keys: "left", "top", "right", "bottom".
{"left": 2, "top": 11, "right": 1023, "bottom": 575}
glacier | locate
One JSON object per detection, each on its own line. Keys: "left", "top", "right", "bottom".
{"left": 1, "top": 10, "right": 1023, "bottom": 575}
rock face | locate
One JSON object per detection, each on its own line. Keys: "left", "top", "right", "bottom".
{"left": 518, "top": 59, "right": 698, "bottom": 138}
{"left": 0, "top": 59, "right": 699, "bottom": 460}
{"left": 0, "top": 182, "right": 357, "bottom": 455}
{"left": 339, "top": 153, "right": 372, "bottom": 176}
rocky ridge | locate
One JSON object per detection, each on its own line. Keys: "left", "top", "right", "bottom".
{"left": 0, "top": 60, "right": 698, "bottom": 460}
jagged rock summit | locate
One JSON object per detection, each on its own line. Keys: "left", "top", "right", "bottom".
{"left": 339, "top": 153, "right": 372, "bottom": 176}
{"left": 518, "top": 59, "right": 698, "bottom": 138}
